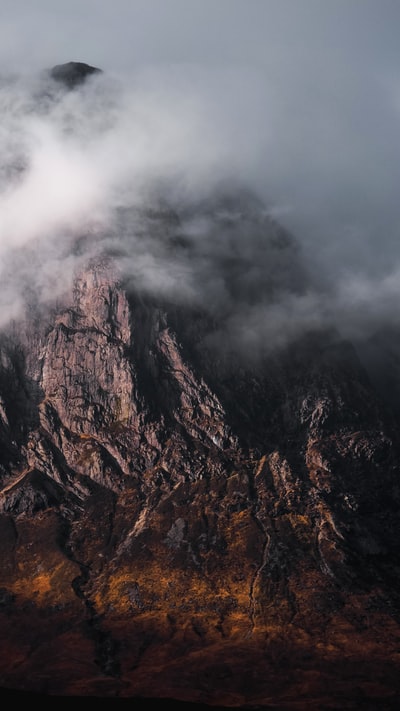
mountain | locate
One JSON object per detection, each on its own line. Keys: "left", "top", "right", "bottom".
{"left": 49, "top": 61, "right": 103, "bottom": 88}
{"left": 1, "top": 63, "right": 400, "bottom": 710}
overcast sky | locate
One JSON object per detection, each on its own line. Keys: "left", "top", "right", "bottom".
{"left": 1, "top": 1, "right": 400, "bottom": 348}
{"left": 1, "top": 1, "right": 400, "bottom": 265}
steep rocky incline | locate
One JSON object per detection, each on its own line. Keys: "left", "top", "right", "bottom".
{"left": 1, "top": 204, "right": 400, "bottom": 708}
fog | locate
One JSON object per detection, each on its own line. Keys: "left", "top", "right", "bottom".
{"left": 1, "top": 1, "right": 400, "bottom": 356}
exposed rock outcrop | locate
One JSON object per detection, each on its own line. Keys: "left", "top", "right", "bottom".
{"left": 0, "top": 69, "right": 400, "bottom": 710}
{"left": 0, "top": 225, "right": 400, "bottom": 708}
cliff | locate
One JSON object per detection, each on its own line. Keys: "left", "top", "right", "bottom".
{"left": 0, "top": 63, "right": 400, "bottom": 710}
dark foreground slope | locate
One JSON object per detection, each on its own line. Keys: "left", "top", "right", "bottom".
{"left": 0, "top": 63, "right": 400, "bottom": 711}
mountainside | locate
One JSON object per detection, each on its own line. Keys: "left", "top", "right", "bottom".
{"left": 1, "top": 63, "right": 400, "bottom": 710}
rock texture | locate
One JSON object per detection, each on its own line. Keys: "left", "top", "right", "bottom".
{"left": 1, "top": 230, "right": 400, "bottom": 709}
{"left": 1, "top": 64, "right": 400, "bottom": 711}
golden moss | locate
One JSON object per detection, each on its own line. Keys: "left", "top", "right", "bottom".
{"left": 10, "top": 559, "right": 77, "bottom": 605}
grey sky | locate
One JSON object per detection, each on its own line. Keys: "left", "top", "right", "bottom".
{"left": 1, "top": 1, "right": 399, "bottom": 74}
{"left": 2, "top": 1, "right": 400, "bottom": 347}
{"left": 2, "top": 1, "right": 399, "bottom": 265}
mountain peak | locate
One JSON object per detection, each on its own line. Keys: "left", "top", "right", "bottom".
{"left": 49, "top": 61, "right": 102, "bottom": 88}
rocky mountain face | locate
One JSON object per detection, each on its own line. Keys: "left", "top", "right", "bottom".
{"left": 1, "top": 63, "right": 400, "bottom": 710}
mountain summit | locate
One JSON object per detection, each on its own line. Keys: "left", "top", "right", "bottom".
{"left": 49, "top": 61, "right": 102, "bottom": 88}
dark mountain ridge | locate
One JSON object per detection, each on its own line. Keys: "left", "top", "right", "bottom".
{"left": 0, "top": 63, "right": 400, "bottom": 710}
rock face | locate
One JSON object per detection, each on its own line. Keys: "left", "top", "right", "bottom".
{"left": 1, "top": 227, "right": 400, "bottom": 709}
{"left": 1, "top": 66, "right": 400, "bottom": 710}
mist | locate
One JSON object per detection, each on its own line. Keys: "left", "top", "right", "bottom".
{"left": 1, "top": 1, "right": 400, "bottom": 358}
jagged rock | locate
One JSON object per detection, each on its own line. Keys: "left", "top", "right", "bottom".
{"left": 0, "top": 468, "right": 67, "bottom": 515}
{"left": 0, "top": 237, "right": 399, "bottom": 707}
{"left": 0, "top": 73, "right": 400, "bottom": 709}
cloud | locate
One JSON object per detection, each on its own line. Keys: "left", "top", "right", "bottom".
{"left": 0, "top": 66, "right": 234, "bottom": 323}
{"left": 1, "top": 55, "right": 400, "bottom": 365}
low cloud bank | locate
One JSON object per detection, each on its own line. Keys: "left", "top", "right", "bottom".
{"left": 1, "top": 64, "right": 400, "bottom": 360}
